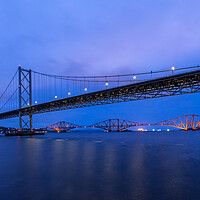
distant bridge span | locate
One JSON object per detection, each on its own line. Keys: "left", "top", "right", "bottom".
{"left": 47, "top": 115, "right": 200, "bottom": 132}
{"left": 48, "top": 121, "right": 81, "bottom": 132}
{"left": 89, "top": 119, "right": 144, "bottom": 132}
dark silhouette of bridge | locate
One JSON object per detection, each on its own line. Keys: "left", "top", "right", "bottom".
{"left": 47, "top": 121, "right": 81, "bottom": 132}
{"left": 0, "top": 65, "right": 200, "bottom": 133}
{"left": 47, "top": 115, "right": 200, "bottom": 132}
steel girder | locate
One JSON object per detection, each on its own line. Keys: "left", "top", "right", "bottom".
{"left": 46, "top": 115, "right": 200, "bottom": 132}
{"left": 47, "top": 121, "right": 80, "bottom": 132}
{"left": 90, "top": 119, "right": 142, "bottom": 132}
{"left": 156, "top": 115, "right": 200, "bottom": 130}
{"left": 0, "top": 69, "right": 200, "bottom": 120}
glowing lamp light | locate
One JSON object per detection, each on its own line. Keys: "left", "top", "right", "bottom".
{"left": 105, "top": 82, "right": 109, "bottom": 86}
{"left": 68, "top": 92, "right": 71, "bottom": 95}
{"left": 84, "top": 88, "right": 87, "bottom": 91}
{"left": 133, "top": 76, "right": 136, "bottom": 80}
{"left": 167, "top": 129, "right": 170, "bottom": 131}
{"left": 27, "top": 103, "right": 29, "bottom": 106}
{"left": 55, "top": 95, "right": 58, "bottom": 99}
{"left": 35, "top": 101, "right": 37, "bottom": 104}
{"left": 171, "top": 66, "right": 175, "bottom": 71}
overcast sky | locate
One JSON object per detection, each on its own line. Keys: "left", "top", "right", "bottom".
{"left": 0, "top": 0, "right": 200, "bottom": 128}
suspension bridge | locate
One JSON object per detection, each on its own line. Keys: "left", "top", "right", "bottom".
{"left": 47, "top": 115, "right": 200, "bottom": 132}
{"left": 0, "top": 65, "right": 200, "bottom": 134}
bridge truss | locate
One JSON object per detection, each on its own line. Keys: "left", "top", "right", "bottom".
{"left": 47, "top": 121, "right": 80, "bottom": 132}
{"left": 47, "top": 115, "right": 200, "bottom": 132}
{"left": 0, "top": 66, "right": 200, "bottom": 131}
{"left": 1, "top": 69, "right": 200, "bottom": 118}
{"left": 90, "top": 119, "right": 142, "bottom": 132}
{"left": 156, "top": 115, "right": 200, "bottom": 130}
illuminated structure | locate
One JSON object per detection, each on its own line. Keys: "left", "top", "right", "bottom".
{"left": 47, "top": 121, "right": 80, "bottom": 132}
{"left": 156, "top": 115, "right": 200, "bottom": 130}
{"left": 0, "top": 66, "right": 200, "bottom": 132}
{"left": 47, "top": 115, "right": 200, "bottom": 132}
{"left": 90, "top": 119, "right": 142, "bottom": 132}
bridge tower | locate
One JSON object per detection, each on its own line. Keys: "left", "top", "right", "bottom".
{"left": 18, "top": 66, "right": 32, "bottom": 131}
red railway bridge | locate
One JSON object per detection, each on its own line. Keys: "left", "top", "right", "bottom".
{"left": 156, "top": 115, "right": 200, "bottom": 131}
{"left": 1, "top": 66, "right": 200, "bottom": 132}
{"left": 89, "top": 119, "right": 145, "bottom": 132}
{"left": 1, "top": 66, "right": 200, "bottom": 134}
{"left": 47, "top": 115, "right": 200, "bottom": 132}
{"left": 47, "top": 121, "right": 81, "bottom": 132}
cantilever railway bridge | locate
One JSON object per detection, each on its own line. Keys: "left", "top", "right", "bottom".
{"left": 0, "top": 66, "right": 200, "bottom": 131}
{"left": 47, "top": 115, "right": 200, "bottom": 132}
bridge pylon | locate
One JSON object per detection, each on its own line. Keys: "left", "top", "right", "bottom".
{"left": 18, "top": 66, "right": 32, "bottom": 131}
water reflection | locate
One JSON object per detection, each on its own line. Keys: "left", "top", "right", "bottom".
{"left": 0, "top": 132, "right": 200, "bottom": 200}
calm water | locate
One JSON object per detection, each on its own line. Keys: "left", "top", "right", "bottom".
{"left": 0, "top": 130, "right": 200, "bottom": 200}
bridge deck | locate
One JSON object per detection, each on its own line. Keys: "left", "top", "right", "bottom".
{"left": 0, "top": 69, "right": 200, "bottom": 120}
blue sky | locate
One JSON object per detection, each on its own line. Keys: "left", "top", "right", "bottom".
{"left": 0, "top": 0, "right": 200, "bottom": 128}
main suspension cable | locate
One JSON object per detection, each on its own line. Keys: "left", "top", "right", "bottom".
{"left": 31, "top": 65, "right": 200, "bottom": 80}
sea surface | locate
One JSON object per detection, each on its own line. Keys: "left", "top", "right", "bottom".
{"left": 0, "top": 130, "right": 200, "bottom": 200}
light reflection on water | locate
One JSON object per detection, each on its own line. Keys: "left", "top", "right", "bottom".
{"left": 0, "top": 131, "right": 200, "bottom": 200}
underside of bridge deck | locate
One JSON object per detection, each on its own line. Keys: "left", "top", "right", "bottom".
{"left": 0, "top": 69, "right": 200, "bottom": 120}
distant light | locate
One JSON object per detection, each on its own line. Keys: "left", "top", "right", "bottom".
{"left": 84, "top": 88, "right": 87, "bottom": 91}
{"left": 167, "top": 129, "right": 170, "bottom": 131}
{"left": 172, "top": 66, "right": 175, "bottom": 71}
{"left": 133, "top": 76, "right": 136, "bottom": 80}
{"left": 27, "top": 103, "right": 29, "bottom": 106}
{"left": 55, "top": 96, "right": 58, "bottom": 99}
{"left": 68, "top": 92, "right": 71, "bottom": 95}
{"left": 35, "top": 101, "right": 37, "bottom": 104}
{"left": 152, "top": 129, "right": 155, "bottom": 131}
{"left": 105, "top": 82, "right": 109, "bottom": 86}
